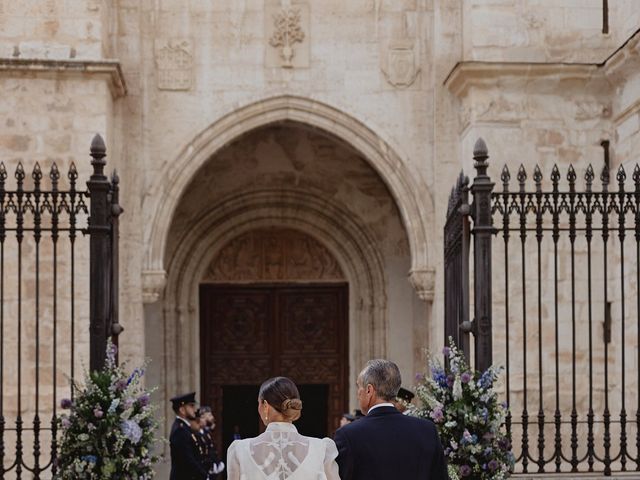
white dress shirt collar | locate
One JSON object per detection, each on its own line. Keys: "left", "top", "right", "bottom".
{"left": 366, "top": 402, "right": 395, "bottom": 414}
{"left": 176, "top": 415, "right": 191, "bottom": 427}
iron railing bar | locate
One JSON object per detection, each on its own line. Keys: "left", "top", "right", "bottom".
{"left": 51, "top": 166, "right": 59, "bottom": 479}
{"left": 586, "top": 185, "right": 596, "bottom": 472}
{"left": 33, "top": 165, "right": 41, "bottom": 477}
{"left": 519, "top": 168, "right": 530, "bottom": 473}
{"left": 502, "top": 179, "right": 512, "bottom": 445}
{"left": 569, "top": 170, "right": 578, "bottom": 473}
{"left": 602, "top": 177, "right": 612, "bottom": 476}
{"left": 0, "top": 177, "right": 4, "bottom": 478}
{"left": 535, "top": 168, "right": 545, "bottom": 473}
{"left": 69, "top": 163, "right": 77, "bottom": 398}
{"left": 636, "top": 193, "right": 640, "bottom": 471}
{"left": 618, "top": 173, "right": 628, "bottom": 471}
{"left": 15, "top": 165, "right": 23, "bottom": 480}
{"left": 552, "top": 168, "right": 562, "bottom": 473}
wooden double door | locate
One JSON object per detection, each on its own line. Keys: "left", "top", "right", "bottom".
{"left": 199, "top": 284, "right": 349, "bottom": 460}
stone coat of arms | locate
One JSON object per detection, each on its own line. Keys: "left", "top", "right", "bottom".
{"left": 382, "top": 40, "right": 420, "bottom": 88}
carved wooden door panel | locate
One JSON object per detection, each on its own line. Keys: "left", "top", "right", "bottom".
{"left": 200, "top": 284, "right": 348, "bottom": 459}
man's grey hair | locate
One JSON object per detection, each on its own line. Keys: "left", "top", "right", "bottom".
{"left": 359, "top": 359, "right": 402, "bottom": 401}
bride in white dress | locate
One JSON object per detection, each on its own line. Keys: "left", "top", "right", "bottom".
{"left": 226, "top": 377, "right": 341, "bottom": 480}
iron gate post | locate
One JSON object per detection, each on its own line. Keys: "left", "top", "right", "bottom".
{"left": 471, "top": 138, "right": 495, "bottom": 371}
{"left": 87, "top": 134, "right": 111, "bottom": 372}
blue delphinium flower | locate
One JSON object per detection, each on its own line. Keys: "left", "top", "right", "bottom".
{"left": 431, "top": 366, "right": 447, "bottom": 388}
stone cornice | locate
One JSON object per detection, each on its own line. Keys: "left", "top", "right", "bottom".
{"left": 445, "top": 28, "right": 640, "bottom": 97}
{"left": 0, "top": 57, "right": 127, "bottom": 98}
{"left": 604, "top": 29, "right": 640, "bottom": 84}
{"left": 445, "top": 61, "right": 600, "bottom": 97}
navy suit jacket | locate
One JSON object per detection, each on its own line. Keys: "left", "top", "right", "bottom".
{"left": 334, "top": 406, "right": 447, "bottom": 480}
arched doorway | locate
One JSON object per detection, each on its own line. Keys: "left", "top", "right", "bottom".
{"left": 146, "top": 117, "right": 432, "bottom": 475}
{"left": 200, "top": 228, "right": 348, "bottom": 455}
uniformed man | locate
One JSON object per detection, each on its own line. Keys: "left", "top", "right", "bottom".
{"left": 169, "top": 392, "right": 210, "bottom": 480}
{"left": 197, "top": 406, "right": 225, "bottom": 476}
{"left": 393, "top": 387, "right": 415, "bottom": 413}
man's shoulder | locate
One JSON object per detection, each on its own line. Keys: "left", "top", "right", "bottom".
{"left": 340, "top": 410, "right": 437, "bottom": 435}
{"left": 401, "top": 413, "right": 438, "bottom": 430}
{"left": 170, "top": 421, "right": 192, "bottom": 441}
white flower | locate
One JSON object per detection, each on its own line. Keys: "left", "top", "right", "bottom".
{"left": 453, "top": 377, "right": 463, "bottom": 400}
{"left": 108, "top": 398, "right": 120, "bottom": 413}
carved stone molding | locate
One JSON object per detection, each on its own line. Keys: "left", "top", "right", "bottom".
{"left": 265, "top": 1, "right": 309, "bottom": 69}
{"left": 0, "top": 57, "right": 127, "bottom": 98}
{"left": 205, "top": 228, "right": 345, "bottom": 282}
{"left": 154, "top": 39, "right": 193, "bottom": 91}
{"left": 142, "top": 269, "right": 167, "bottom": 304}
{"left": 408, "top": 268, "right": 435, "bottom": 302}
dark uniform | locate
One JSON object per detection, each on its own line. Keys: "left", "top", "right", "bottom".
{"left": 201, "top": 426, "right": 222, "bottom": 473}
{"left": 169, "top": 393, "right": 210, "bottom": 480}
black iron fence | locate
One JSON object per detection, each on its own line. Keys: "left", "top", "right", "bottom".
{"left": 0, "top": 134, "right": 121, "bottom": 479}
{"left": 445, "top": 138, "right": 640, "bottom": 475}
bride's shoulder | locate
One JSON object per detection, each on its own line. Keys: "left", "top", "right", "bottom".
{"left": 227, "top": 438, "right": 250, "bottom": 455}
{"left": 318, "top": 436, "right": 338, "bottom": 452}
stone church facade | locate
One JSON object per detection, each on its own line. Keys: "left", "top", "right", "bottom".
{"left": 0, "top": 0, "right": 639, "bottom": 477}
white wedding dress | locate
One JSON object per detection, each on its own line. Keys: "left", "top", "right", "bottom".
{"left": 226, "top": 422, "right": 341, "bottom": 480}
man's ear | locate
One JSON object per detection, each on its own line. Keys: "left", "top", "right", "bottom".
{"left": 366, "top": 383, "right": 375, "bottom": 396}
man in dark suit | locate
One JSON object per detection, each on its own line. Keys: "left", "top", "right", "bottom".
{"left": 169, "top": 392, "right": 211, "bottom": 480}
{"left": 334, "top": 359, "right": 447, "bottom": 480}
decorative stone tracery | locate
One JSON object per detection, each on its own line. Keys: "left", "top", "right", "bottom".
{"left": 206, "top": 228, "right": 344, "bottom": 282}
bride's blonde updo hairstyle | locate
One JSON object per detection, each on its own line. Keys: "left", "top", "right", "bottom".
{"left": 259, "top": 377, "right": 303, "bottom": 422}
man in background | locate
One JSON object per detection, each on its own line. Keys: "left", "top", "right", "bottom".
{"left": 169, "top": 392, "right": 211, "bottom": 480}
{"left": 198, "top": 406, "right": 225, "bottom": 476}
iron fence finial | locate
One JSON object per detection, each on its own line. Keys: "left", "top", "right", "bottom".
{"left": 473, "top": 138, "right": 489, "bottom": 175}
{"left": 90, "top": 134, "right": 106, "bottom": 177}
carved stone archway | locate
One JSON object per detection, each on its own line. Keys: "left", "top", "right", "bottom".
{"left": 157, "top": 189, "right": 387, "bottom": 425}
{"left": 142, "top": 95, "right": 435, "bottom": 301}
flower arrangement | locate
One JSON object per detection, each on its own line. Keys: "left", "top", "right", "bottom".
{"left": 55, "top": 342, "right": 160, "bottom": 479}
{"left": 409, "top": 339, "right": 514, "bottom": 479}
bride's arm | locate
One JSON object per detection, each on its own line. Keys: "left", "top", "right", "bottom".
{"left": 322, "top": 438, "right": 341, "bottom": 480}
{"left": 226, "top": 441, "right": 241, "bottom": 480}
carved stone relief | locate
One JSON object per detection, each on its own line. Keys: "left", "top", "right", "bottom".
{"left": 380, "top": 11, "right": 421, "bottom": 89}
{"left": 575, "top": 101, "right": 612, "bottom": 120}
{"left": 154, "top": 39, "right": 193, "bottom": 91}
{"left": 206, "top": 228, "right": 345, "bottom": 282}
{"left": 265, "top": 0, "right": 310, "bottom": 69}
{"left": 408, "top": 268, "right": 435, "bottom": 302}
{"left": 382, "top": 38, "right": 420, "bottom": 88}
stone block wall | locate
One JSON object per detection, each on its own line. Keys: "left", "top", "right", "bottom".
{"left": 462, "top": 0, "right": 637, "bottom": 63}
{"left": 0, "top": 0, "right": 113, "bottom": 60}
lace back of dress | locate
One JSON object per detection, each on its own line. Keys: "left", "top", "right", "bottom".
{"left": 250, "top": 430, "right": 311, "bottom": 479}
